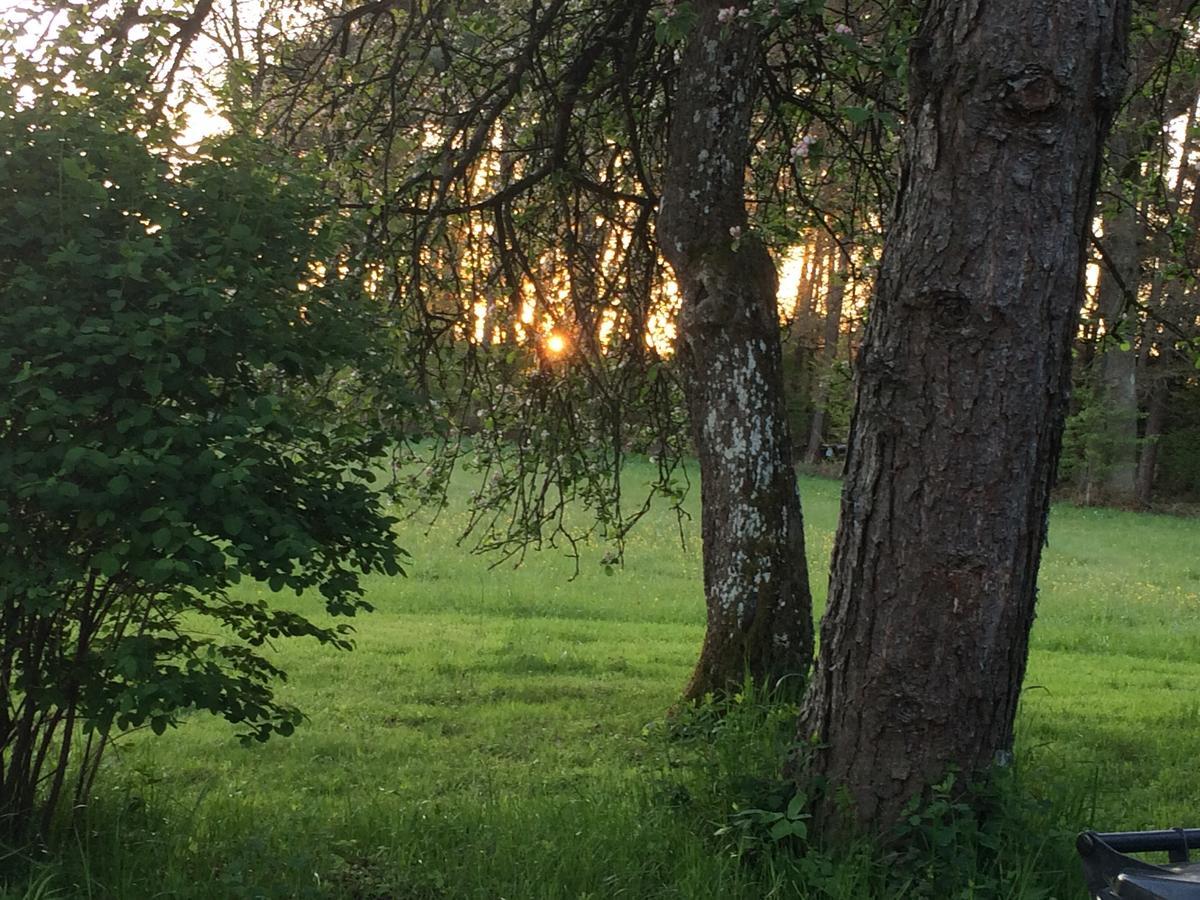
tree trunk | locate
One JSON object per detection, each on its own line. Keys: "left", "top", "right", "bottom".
{"left": 1083, "top": 2, "right": 1193, "bottom": 503}
{"left": 1090, "top": 124, "right": 1143, "bottom": 503}
{"left": 798, "top": 0, "right": 1130, "bottom": 833}
{"left": 659, "top": 0, "right": 813, "bottom": 700}
{"left": 796, "top": 231, "right": 826, "bottom": 328}
{"left": 789, "top": 234, "right": 826, "bottom": 452}
{"left": 1135, "top": 368, "right": 1169, "bottom": 507}
{"left": 1132, "top": 81, "right": 1199, "bottom": 507}
{"left": 805, "top": 246, "right": 849, "bottom": 464}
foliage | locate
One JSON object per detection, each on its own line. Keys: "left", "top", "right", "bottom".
{"left": 818, "top": 359, "right": 855, "bottom": 447}
{"left": 1059, "top": 371, "right": 1200, "bottom": 504}
{"left": 211, "top": 0, "right": 917, "bottom": 566}
{"left": 0, "top": 94, "right": 407, "bottom": 842}
{"left": 1158, "top": 380, "right": 1200, "bottom": 499}
{"left": 884, "top": 770, "right": 1080, "bottom": 900}
{"left": 1058, "top": 378, "right": 1134, "bottom": 497}
{"left": 644, "top": 673, "right": 1086, "bottom": 898}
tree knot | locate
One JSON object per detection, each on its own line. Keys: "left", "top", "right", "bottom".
{"left": 1003, "top": 69, "right": 1060, "bottom": 116}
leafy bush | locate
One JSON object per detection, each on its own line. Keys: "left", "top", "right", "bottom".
{"left": 0, "top": 99, "right": 407, "bottom": 842}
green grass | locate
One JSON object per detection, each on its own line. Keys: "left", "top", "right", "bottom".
{"left": 4, "top": 464, "right": 1199, "bottom": 898}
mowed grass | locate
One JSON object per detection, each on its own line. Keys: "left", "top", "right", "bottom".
{"left": 5, "top": 462, "right": 1200, "bottom": 898}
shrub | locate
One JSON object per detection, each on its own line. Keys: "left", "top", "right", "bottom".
{"left": 0, "top": 99, "right": 406, "bottom": 842}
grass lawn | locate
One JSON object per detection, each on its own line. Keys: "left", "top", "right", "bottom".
{"left": 5, "top": 463, "right": 1200, "bottom": 898}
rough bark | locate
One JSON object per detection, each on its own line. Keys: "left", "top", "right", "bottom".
{"left": 658, "top": 0, "right": 814, "bottom": 700}
{"left": 805, "top": 246, "right": 849, "bottom": 464}
{"left": 798, "top": 0, "right": 1130, "bottom": 833}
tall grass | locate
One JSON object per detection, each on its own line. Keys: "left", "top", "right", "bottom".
{"left": 3, "top": 464, "right": 1198, "bottom": 898}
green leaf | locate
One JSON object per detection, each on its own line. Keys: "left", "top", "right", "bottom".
{"left": 61, "top": 156, "right": 88, "bottom": 181}
{"left": 786, "top": 792, "right": 807, "bottom": 821}
{"left": 93, "top": 552, "right": 121, "bottom": 577}
{"left": 654, "top": 2, "right": 698, "bottom": 45}
{"left": 769, "top": 819, "right": 794, "bottom": 841}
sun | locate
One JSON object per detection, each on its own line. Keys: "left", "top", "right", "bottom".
{"left": 545, "top": 333, "right": 567, "bottom": 356}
